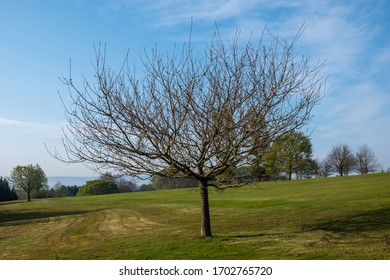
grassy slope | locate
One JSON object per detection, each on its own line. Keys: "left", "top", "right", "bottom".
{"left": 0, "top": 173, "right": 389, "bottom": 259}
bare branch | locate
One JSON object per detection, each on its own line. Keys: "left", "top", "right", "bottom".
{"left": 50, "top": 26, "right": 326, "bottom": 236}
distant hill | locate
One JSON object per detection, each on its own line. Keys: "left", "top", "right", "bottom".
{"left": 47, "top": 176, "right": 97, "bottom": 188}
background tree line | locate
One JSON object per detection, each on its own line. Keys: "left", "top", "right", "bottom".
{"left": 1, "top": 166, "right": 140, "bottom": 201}
{"left": 147, "top": 131, "right": 319, "bottom": 187}
{"left": 317, "top": 143, "right": 382, "bottom": 177}
{"left": 46, "top": 173, "right": 138, "bottom": 198}
{"left": 1, "top": 140, "right": 383, "bottom": 202}
{"left": 148, "top": 134, "right": 384, "bottom": 189}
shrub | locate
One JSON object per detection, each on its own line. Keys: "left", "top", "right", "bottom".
{"left": 77, "top": 180, "right": 118, "bottom": 196}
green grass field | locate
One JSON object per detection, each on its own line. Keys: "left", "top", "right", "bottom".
{"left": 1, "top": 173, "right": 389, "bottom": 259}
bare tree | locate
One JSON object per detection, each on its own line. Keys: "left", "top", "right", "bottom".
{"left": 100, "top": 172, "right": 137, "bottom": 192}
{"left": 326, "top": 144, "right": 357, "bottom": 176}
{"left": 51, "top": 27, "right": 325, "bottom": 237}
{"left": 317, "top": 157, "right": 333, "bottom": 177}
{"left": 356, "top": 144, "right": 381, "bottom": 174}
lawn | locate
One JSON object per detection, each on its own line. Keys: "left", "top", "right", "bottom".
{"left": 0, "top": 173, "right": 389, "bottom": 259}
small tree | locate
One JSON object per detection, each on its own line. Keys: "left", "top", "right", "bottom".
{"left": 263, "top": 131, "right": 316, "bottom": 180}
{"left": 116, "top": 178, "right": 137, "bottom": 193}
{"left": 317, "top": 157, "right": 333, "bottom": 177}
{"left": 10, "top": 164, "right": 47, "bottom": 201}
{"left": 99, "top": 172, "right": 117, "bottom": 183}
{"left": 356, "top": 144, "right": 381, "bottom": 174}
{"left": 51, "top": 26, "right": 325, "bottom": 236}
{"left": 326, "top": 144, "right": 357, "bottom": 176}
{"left": 99, "top": 172, "right": 136, "bottom": 192}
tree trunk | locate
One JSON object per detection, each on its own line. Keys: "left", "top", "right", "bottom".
{"left": 199, "top": 180, "right": 212, "bottom": 237}
{"left": 27, "top": 191, "right": 31, "bottom": 202}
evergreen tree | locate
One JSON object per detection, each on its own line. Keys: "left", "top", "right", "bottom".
{"left": 0, "top": 177, "right": 18, "bottom": 201}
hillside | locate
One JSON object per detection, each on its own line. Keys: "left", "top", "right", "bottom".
{"left": 0, "top": 173, "right": 389, "bottom": 259}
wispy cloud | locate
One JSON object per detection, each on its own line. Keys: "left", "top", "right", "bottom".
{"left": 0, "top": 117, "right": 64, "bottom": 138}
{"left": 101, "top": 0, "right": 390, "bottom": 166}
{"left": 109, "top": 0, "right": 263, "bottom": 27}
{"left": 254, "top": 1, "right": 390, "bottom": 148}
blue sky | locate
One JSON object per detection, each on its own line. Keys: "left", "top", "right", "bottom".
{"left": 1, "top": 0, "right": 389, "bottom": 177}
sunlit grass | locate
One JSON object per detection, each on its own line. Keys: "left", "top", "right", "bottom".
{"left": 1, "top": 173, "right": 389, "bottom": 259}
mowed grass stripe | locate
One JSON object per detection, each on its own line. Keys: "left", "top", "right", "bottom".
{"left": 0, "top": 173, "right": 389, "bottom": 259}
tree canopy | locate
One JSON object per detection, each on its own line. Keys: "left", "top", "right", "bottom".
{"left": 356, "top": 144, "right": 381, "bottom": 174}
{"left": 52, "top": 26, "right": 325, "bottom": 236}
{"left": 326, "top": 144, "right": 357, "bottom": 176}
{"left": 264, "top": 131, "right": 316, "bottom": 180}
{"left": 9, "top": 164, "right": 47, "bottom": 201}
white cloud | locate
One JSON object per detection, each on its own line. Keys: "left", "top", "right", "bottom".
{"left": 0, "top": 117, "right": 64, "bottom": 138}
{"left": 146, "top": 0, "right": 254, "bottom": 24}
{"left": 97, "top": 0, "right": 390, "bottom": 169}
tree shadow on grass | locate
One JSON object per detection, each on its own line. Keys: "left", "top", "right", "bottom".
{"left": 0, "top": 209, "right": 102, "bottom": 227}
{"left": 0, "top": 201, "right": 23, "bottom": 206}
{"left": 227, "top": 207, "right": 390, "bottom": 239}
{"left": 307, "top": 207, "right": 390, "bottom": 233}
